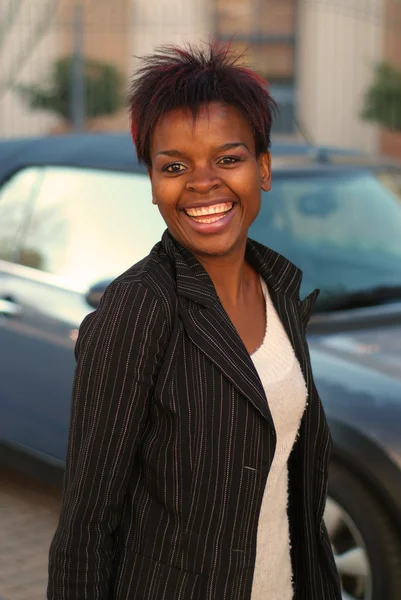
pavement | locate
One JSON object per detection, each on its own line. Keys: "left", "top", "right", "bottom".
{"left": 0, "top": 468, "right": 61, "bottom": 600}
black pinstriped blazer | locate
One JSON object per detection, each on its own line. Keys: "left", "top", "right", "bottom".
{"left": 48, "top": 231, "right": 341, "bottom": 600}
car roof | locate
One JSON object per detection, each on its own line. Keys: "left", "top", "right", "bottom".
{"left": 0, "top": 133, "right": 139, "bottom": 178}
{"left": 0, "top": 132, "right": 399, "bottom": 183}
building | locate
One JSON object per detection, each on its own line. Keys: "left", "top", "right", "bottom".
{"left": 0, "top": 0, "right": 61, "bottom": 138}
{"left": 296, "top": 0, "right": 401, "bottom": 157}
{"left": 297, "top": 0, "right": 385, "bottom": 153}
{"left": 215, "top": 0, "right": 297, "bottom": 135}
{"left": 0, "top": 0, "right": 400, "bottom": 158}
{"left": 215, "top": 0, "right": 401, "bottom": 157}
{"left": 380, "top": 0, "right": 401, "bottom": 158}
{"left": 0, "top": 0, "right": 212, "bottom": 138}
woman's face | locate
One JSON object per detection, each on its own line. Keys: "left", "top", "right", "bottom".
{"left": 149, "top": 101, "right": 271, "bottom": 259}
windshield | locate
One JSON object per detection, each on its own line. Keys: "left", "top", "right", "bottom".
{"left": 249, "top": 170, "right": 401, "bottom": 306}
{"left": 19, "top": 165, "right": 401, "bottom": 310}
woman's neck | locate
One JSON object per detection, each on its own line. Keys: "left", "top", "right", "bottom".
{"left": 194, "top": 243, "right": 258, "bottom": 308}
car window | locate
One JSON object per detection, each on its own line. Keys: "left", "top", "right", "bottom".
{"left": 269, "top": 173, "right": 401, "bottom": 250}
{"left": 249, "top": 170, "right": 401, "bottom": 300}
{"left": 0, "top": 168, "right": 42, "bottom": 263}
{"left": 20, "top": 167, "right": 166, "bottom": 289}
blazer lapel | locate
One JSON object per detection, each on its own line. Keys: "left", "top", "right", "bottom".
{"left": 299, "top": 289, "right": 320, "bottom": 330}
{"left": 161, "top": 231, "right": 319, "bottom": 428}
{"left": 161, "top": 231, "right": 274, "bottom": 426}
{"left": 178, "top": 300, "right": 275, "bottom": 428}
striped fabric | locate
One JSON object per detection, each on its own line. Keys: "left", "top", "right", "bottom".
{"left": 48, "top": 230, "right": 341, "bottom": 600}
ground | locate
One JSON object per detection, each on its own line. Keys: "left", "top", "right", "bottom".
{"left": 0, "top": 469, "right": 61, "bottom": 600}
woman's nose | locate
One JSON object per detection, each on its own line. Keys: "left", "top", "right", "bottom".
{"left": 185, "top": 168, "right": 221, "bottom": 194}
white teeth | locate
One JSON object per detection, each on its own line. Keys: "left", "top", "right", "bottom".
{"left": 185, "top": 202, "right": 233, "bottom": 217}
{"left": 194, "top": 214, "right": 227, "bottom": 224}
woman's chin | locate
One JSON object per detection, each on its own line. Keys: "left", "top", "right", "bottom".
{"left": 186, "top": 231, "right": 246, "bottom": 259}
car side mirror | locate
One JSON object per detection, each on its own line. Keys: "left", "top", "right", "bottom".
{"left": 85, "top": 279, "right": 113, "bottom": 309}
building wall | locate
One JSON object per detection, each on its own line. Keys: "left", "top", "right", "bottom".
{"left": 379, "top": 0, "right": 401, "bottom": 158}
{"left": 56, "top": 0, "right": 131, "bottom": 133}
{"left": 216, "top": 0, "right": 297, "bottom": 134}
{"left": 297, "top": 0, "right": 384, "bottom": 152}
{"left": 130, "top": 0, "right": 212, "bottom": 66}
{"left": 2, "top": 0, "right": 396, "bottom": 150}
{"left": 383, "top": 0, "right": 401, "bottom": 69}
{"left": 0, "top": 1, "right": 59, "bottom": 138}
{"left": 216, "top": 0, "right": 296, "bottom": 81}
{"left": 0, "top": 0, "right": 213, "bottom": 139}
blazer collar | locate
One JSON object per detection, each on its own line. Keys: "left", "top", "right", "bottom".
{"left": 161, "top": 230, "right": 318, "bottom": 427}
{"left": 161, "top": 230, "right": 304, "bottom": 306}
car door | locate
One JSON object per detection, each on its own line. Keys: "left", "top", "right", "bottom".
{"left": 0, "top": 167, "right": 57, "bottom": 453}
{"left": 0, "top": 166, "right": 90, "bottom": 464}
{"left": 0, "top": 164, "right": 165, "bottom": 464}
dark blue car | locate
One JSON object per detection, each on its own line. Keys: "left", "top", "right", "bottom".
{"left": 1, "top": 133, "right": 401, "bottom": 600}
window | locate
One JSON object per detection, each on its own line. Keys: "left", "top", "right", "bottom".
{"left": 20, "top": 167, "right": 166, "bottom": 289}
{"left": 0, "top": 168, "right": 42, "bottom": 263}
{"left": 270, "top": 83, "right": 296, "bottom": 135}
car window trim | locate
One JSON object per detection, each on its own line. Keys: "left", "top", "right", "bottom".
{"left": 0, "top": 258, "right": 86, "bottom": 293}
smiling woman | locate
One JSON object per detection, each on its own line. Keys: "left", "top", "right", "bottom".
{"left": 48, "top": 42, "right": 342, "bottom": 600}
{"left": 148, "top": 102, "right": 272, "bottom": 258}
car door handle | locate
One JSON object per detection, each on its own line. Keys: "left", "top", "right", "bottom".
{"left": 0, "top": 297, "right": 23, "bottom": 318}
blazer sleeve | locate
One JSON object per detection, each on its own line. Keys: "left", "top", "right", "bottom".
{"left": 48, "top": 281, "right": 169, "bottom": 600}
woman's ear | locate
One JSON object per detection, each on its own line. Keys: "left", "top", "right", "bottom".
{"left": 259, "top": 151, "right": 272, "bottom": 192}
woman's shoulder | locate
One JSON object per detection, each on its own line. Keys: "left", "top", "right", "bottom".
{"left": 76, "top": 242, "right": 177, "bottom": 357}
{"left": 103, "top": 240, "right": 177, "bottom": 319}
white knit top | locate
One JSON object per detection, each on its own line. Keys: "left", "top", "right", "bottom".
{"left": 250, "top": 279, "right": 308, "bottom": 600}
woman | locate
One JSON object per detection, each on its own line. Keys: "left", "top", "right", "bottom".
{"left": 48, "top": 43, "right": 341, "bottom": 600}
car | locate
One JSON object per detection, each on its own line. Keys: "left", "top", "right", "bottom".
{"left": 1, "top": 132, "right": 401, "bottom": 600}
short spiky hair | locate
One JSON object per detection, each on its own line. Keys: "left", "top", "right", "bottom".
{"left": 129, "top": 42, "right": 277, "bottom": 166}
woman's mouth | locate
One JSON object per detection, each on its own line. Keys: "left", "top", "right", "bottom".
{"left": 181, "top": 201, "right": 237, "bottom": 235}
{"left": 184, "top": 202, "right": 234, "bottom": 224}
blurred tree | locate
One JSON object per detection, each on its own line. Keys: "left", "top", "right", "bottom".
{"left": 18, "top": 56, "right": 124, "bottom": 124}
{"left": 361, "top": 62, "right": 401, "bottom": 131}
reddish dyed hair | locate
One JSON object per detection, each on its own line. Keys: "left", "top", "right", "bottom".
{"left": 128, "top": 42, "right": 278, "bottom": 166}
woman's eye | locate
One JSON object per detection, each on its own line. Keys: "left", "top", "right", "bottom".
{"left": 218, "top": 156, "right": 240, "bottom": 165}
{"left": 163, "top": 163, "right": 186, "bottom": 173}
